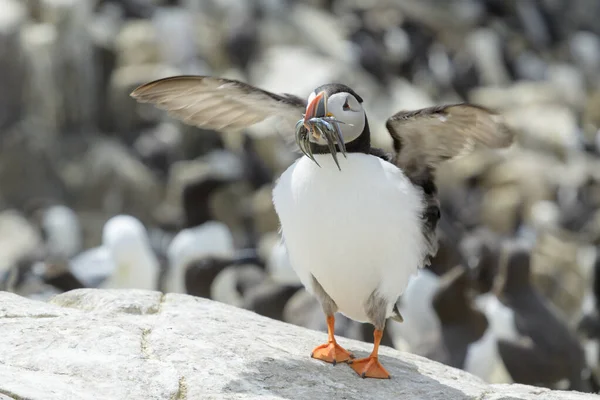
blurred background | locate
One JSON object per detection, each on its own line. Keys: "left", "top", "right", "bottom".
{"left": 1, "top": 0, "right": 600, "bottom": 393}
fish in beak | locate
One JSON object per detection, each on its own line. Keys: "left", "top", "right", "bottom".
{"left": 296, "top": 91, "right": 348, "bottom": 170}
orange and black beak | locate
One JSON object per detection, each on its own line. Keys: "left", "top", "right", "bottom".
{"left": 297, "top": 89, "right": 347, "bottom": 171}
{"left": 303, "top": 91, "right": 328, "bottom": 134}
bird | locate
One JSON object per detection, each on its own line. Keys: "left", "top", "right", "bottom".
{"left": 387, "top": 267, "right": 441, "bottom": 351}
{"left": 165, "top": 220, "right": 235, "bottom": 294}
{"left": 483, "top": 240, "right": 594, "bottom": 392}
{"left": 100, "top": 215, "right": 160, "bottom": 291}
{"left": 130, "top": 75, "right": 513, "bottom": 379}
{"left": 429, "top": 265, "right": 510, "bottom": 384}
{"left": 37, "top": 257, "right": 87, "bottom": 293}
{"left": 243, "top": 280, "right": 302, "bottom": 321}
{"left": 39, "top": 205, "right": 83, "bottom": 260}
{"left": 184, "top": 249, "right": 263, "bottom": 298}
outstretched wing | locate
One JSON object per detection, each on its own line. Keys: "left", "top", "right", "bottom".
{"left": 386, "top": 104, "right": 513, "bottom": 179}
{"left": 131, "top": 76, "right": 307, "bottom": 133}
{"left": 385, "top": 104, "right": 514, "bottom": 268}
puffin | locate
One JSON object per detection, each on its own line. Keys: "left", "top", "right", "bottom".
{"left": 131, "top": 76, "right": 513, "bottom": 379}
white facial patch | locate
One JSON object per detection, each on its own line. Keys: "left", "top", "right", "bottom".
{"left": 326, "top": 92, "right": 365, "bottom": 144}
{"left": 306, "top": 91, "right": 366, "bottom": 146}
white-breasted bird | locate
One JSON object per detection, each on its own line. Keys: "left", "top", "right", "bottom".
{"left": 101, "top": 215, "right": 160, "bottom": 291}
{"left": 131, "top": 76, "right": 513, "bottom": 379}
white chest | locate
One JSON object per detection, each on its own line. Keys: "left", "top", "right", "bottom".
{"left": 272, "top": 153, "right": 426, "bottom": 322}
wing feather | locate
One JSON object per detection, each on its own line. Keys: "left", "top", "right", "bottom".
{"left": 130, "top": 76, "right": 307, "bottom": 133}
{"left": 386, "top": 103, "right": 514, "bottom": 178}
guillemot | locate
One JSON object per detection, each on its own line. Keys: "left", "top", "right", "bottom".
{"left": 131, "top": 75, "right": 513, "bottom": 379}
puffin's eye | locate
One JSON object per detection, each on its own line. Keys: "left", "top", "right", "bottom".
{"left": 342, "top": 98, "right": 351, "bottom": 111}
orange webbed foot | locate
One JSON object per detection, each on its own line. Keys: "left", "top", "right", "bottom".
{"left": 311, "top": 341, "right": 354, "bottom": 365}
{"left": 349, "top": 356, "right": 390, "bottom": 379}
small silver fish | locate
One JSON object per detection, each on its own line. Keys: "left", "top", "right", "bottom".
{"left": 295, "top": 116, "right": 349, "bottom": 171}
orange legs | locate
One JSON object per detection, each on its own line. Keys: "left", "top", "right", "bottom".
{"left": 349, "top": 329, "right": 390, "bottom": 379}
{"left": 311, "top": 315, "right": 354, "bottom": 365}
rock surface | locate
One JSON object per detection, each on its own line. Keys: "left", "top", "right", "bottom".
{"left": 0, "top": 289, "right": 596, "bottom": 400}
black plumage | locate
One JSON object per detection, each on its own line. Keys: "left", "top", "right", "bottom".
{"left": 495, "top": 242, "right": 593, "bottom": 392}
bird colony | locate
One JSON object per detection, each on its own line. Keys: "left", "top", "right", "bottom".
{"left": 1, "top": 0, "right": 600, "bottom": 393}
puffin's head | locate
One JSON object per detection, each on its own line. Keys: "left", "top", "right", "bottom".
{"left": 296, "top": 84, "right": 368, "bottom": 169}
{"left": 303, "top": 83, "right": 366, "bottom": 146}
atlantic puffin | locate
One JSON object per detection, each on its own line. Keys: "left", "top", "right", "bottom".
{"left": 131, "top": 76, "right": 513, "bottom": 379}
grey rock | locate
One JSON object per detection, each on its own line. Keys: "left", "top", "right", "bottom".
{"left": 0, "top": 289, "right": 597, "bottom": 399}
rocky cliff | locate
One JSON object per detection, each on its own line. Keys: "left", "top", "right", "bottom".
{"left": 0, "top": 289, "right": 595, "bottom": 400}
